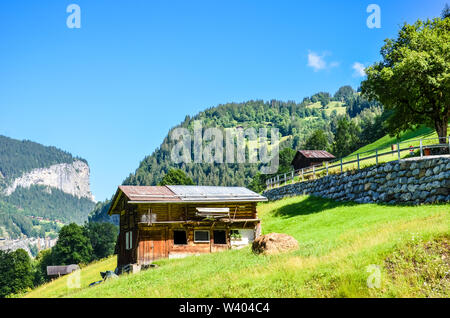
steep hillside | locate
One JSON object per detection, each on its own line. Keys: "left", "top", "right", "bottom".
{"left": 122, "top": 88, "right": 377, "bottom": 188}
{"left": 23, "top": 196, "right": 449, "bottom": 298}
{"left": 123, "top": 99, "right": 330, "bottom": 188}
{"left": 338, "top": 124, "right": 450, "bottom": 170}
{"left": 0, "top": 135, "right": 95, "bottom": 238}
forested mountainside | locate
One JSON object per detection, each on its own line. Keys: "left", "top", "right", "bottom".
{"left": 122, "top": 86, "right": 380, "bottom": 187}
{"left": 0, "top": 136, "right": 95, "bottom": 239}
{"left": 90, "top": 86, "right": 384, "bottom": 223}
{"left": 0, "top": 135, "right": 85, "bottom": 180}
{"left": 88, "top": 199, "right": 118, "bottom": 225}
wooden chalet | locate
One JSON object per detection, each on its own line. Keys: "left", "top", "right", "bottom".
{"left": 291, "top": 150, "right": 335, "bottom": 170}
{"left": 108, "top": 185, "right": 267, "bottom": 267}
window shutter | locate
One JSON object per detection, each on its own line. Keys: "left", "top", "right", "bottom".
{"left": 125, "top": 232, "right": 129, "bottom": 250}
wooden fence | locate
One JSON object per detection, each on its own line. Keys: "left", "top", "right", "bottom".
{"left": 266, "top": 136, "right": 450, "bottom": 189}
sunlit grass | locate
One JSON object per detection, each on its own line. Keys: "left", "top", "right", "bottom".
{"left": 22, "top": 196, "right": 449, "bottom": 298}
{"left": 22, "top": 255, "right": 116, "bottom": 298}
{"left": 272, "top": 125, "right": 449, "bottom": 186}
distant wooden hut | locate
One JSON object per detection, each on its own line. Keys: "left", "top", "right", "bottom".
{"left": 291, "top": 150, "right": 335, "bottom": 170}
{"left": 46, "top": 265, "right": 79, "bottom": 277}
{"left": 107, "top": 185, "right": 267, "bottom": 268}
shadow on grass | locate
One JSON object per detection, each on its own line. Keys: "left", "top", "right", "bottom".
{"left": 272, "top": 196, "right": 358, "bottom": 218}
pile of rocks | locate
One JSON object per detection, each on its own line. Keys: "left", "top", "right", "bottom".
{"left": 263, "top": 156, "right": 450, "bottom": 205}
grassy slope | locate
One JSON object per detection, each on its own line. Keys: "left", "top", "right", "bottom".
{"left": 305, "top": 101, "right": 347, "bottom": 117}
{"left": 335, "top": 124, "right": 450, "bottom": 173}
{"left": 350, "top": 125, "right": 436, "bottom": 155}
{"left": 24, "top": 196, "right": 449, "bottom": 298}
{"left": 287, "top": 125, "right": 442, "bottom": 182}
{"left": 22, "top": 256, "right": 116, "bottom": 298}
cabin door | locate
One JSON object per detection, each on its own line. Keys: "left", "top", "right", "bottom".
{"left": 138, "top": 230, "right": 167, "bottom": 264}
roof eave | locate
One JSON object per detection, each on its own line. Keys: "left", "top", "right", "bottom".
{"left": 127, "top": 198, "right": 268, "bottom": 204}
{"left": 107, "top": 187, "right": 128, "bottom": 215}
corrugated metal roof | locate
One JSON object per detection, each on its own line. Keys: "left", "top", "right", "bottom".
{"left": 112, "top": 185, "right": 267, "bottom": 205}
{"left": 115, "top": 185, "right": 267, "bottom": 203}
{"left": 167, "top": 185, "right": 267, "bottom": 202}
{"left": 118, "top": 185, "right": 181, "bottom": 201}
{"left": 297, "top": 150, "right": 335, "bottom": 159}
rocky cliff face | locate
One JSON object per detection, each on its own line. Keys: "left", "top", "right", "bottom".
{"left": 3, "top": 160, "right": 95, "bottom": 201}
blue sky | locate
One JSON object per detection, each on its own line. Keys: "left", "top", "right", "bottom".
{"left": 0, "top": 0, "right": 447, "bottom": 201}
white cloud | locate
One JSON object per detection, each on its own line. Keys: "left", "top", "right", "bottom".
{"left": 307, "top": 52, "right": 326, "bottom": 71}
{"left": 329, "top": 61, "right": 340, "bottom": 68}
{"left": 307, "top": 51, "right": 339, "bottom": 72}
{"left": 352, "top": 62, "right": 366, "bottom": 77}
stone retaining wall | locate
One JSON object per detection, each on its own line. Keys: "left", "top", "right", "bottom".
{"left": 263, "top": 156, "right": 450, "bottom": 204}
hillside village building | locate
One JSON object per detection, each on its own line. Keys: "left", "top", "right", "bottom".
{"left": 107, "top": 185, "right": 267, "bottom": 267}
{"left": 291, "top": 150, "right": 335, "bottom": 170}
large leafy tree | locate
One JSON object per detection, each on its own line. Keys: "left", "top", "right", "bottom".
{"left": 158, "top": 168, "right": 195, "bottom": 185}
{"left": 84, "top": 222, "right": 118, "bottom": 260}
{"left": 333, "top": 85, "right": 355, "bottom": 104}
{"left": 361, "top": 17, "right": 449, "bottom": 143}
{"left": 332, "top": 117, "right": 361, "bottom": 158}
{"left": 51, "top": 223, "right": 93, "bottom": 265}
{"left": 0, "top": 249, "right": 34, "bottom": 297}
{"left": 248, "top": 172, "right": 266, "bottom": 193}
{"left": 304, "top": 129, "right": 329, "bottom": 151}
{"left": 443, "top": 4, "right": 450, "bottom": 19}
{"left": 277, "top": 148, "right": 297, "bottom": 174}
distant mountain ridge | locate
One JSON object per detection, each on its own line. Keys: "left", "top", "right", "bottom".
{"left": 0, "top": 135, "right": 85, "bottom": 180}
{"left": 0, "top": 135, "right": 95, "bottom": 239}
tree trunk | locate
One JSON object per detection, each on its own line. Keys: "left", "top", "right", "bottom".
{"left": 434, "top": 116, "right": 448, "bottom": 144}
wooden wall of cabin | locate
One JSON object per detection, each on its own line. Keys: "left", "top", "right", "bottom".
{"left": 134, "top": 202, "right": 257, "bottom": 223}
{"left": 118, "top": 205, "right": 139, "bottom": 266}
{"left": 136, "top": 222, "right": 258, "bottom": 262}
{"left": 294, "top": 156, "right": 331, "bottom": 170}
{"left": 119, "top": 201, "right": 259, "bottom": 265}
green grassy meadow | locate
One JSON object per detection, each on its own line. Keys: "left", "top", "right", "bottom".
{"left": 23, "top": 196, "right": 450, "bottom": 298}
{"left": 280, "top": 125, "right": 449, "bottom": 184}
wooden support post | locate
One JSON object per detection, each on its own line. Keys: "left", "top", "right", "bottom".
{"left": 313, "top": 166, "right": 315, "bottom": 179}
{"left": 340, "top": 158, "right": 343, "bottom": 173}
{"left": 448, "top": 136, "right": 450, "bottom": 154}
{"left": 326, "top": 162, "right": 329, "bottom": 176}
{"left": 376, "top": 149, "right": 378, "bottom": 165}
{"left": 291, "top": 171, "right": 294, "bottom": 183}
{"left": 301, "top": 169, "right": 304, "bottom": 181}
{"left": 397, "top": 143, "right": 401, "bottom": 161}
{"left": 284, "top": 173, "right": 287, "bottom": 185}
{"left": 420, "top": 139, "right": 423, "bottom": 158}
{"left": 357, "top": 154, "right": 360, "bottom": 170}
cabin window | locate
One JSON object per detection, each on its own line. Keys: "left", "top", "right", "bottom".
{"left": 173, "top": 230, "right": 187, "bottom": 245}
{"left": 194, "top": 230, "right": 210, "bottom": 243}
{"left": 213, "top": 230, "right": 227, "bottom": 244}
{"left": 125, "top": 231, "right": 132, "bottom": 250}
